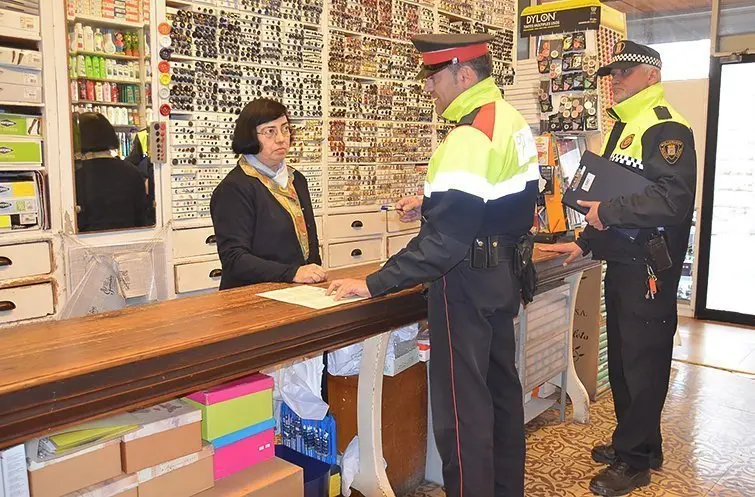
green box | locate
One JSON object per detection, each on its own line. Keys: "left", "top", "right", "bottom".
{"left": 0, "top": 114, "right": 41, "bottom": 136}
{"left": 182, "top": 389, "right": 273, "bottom": 441}
{"left": 0, "top": 140, "right": 42, "bottom": 163}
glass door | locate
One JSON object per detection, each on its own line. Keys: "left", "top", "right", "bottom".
{"left": 696, "top": 54, "right": 755, "bottom": 326}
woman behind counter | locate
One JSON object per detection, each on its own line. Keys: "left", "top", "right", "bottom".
{"left": 210, "top": 99, "right": 325, "bottom": 290}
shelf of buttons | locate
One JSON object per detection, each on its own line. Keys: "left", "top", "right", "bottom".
{"left": 329, "top": 74, "right": 432, "bottom": 122}
{"left": 162, "top": 0, "right": 326, "bottom": 221}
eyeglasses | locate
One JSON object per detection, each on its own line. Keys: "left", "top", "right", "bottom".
{"left": 258, "top": 124, "right": 292, "bottom": 139}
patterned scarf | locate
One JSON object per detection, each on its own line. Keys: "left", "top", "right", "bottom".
{"left": 238, "top": 155, "right": 309, "bottom": 260}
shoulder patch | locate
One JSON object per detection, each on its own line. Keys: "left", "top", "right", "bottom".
{"left": 619, "top": 134, "right": 635, "bottom": 149}
{"left": 659, "top": 139, "right": 684, "bottom": 165}
{"left": 470, "top": 102, "right": 496, "bottom": 141}
{"left": 654, "top": 106, "right": 672, "bottom": 120}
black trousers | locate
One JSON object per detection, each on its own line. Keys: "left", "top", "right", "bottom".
{"left": 604, "top": 261, "right": 678, "bottom": 470}
{"left": 427, "top": 260, "right": 525, "bottom": 497}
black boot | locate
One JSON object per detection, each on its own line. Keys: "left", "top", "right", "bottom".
{"left": 591, "top": 444, "right": 663, "bottom": 470}
{"left": 589, "top": 462, "right": 651, "bottom": 496}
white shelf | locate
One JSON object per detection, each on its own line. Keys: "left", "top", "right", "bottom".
{"left": 67, "top": 15, "right": 147, "bottom": 29}
{"left": 0, "top": 164, "right": 45, "bottom": 171}
{"left": 72, "top": 76, "right": 141, "bottom": 84}
{"left": 70, "top": 51, "right": 142, "bottom": 61}
{"left": 74, "top": 100, "right": 139, "bottom": 107}
{"left": 329, "top": 27, "right": 413, "bottom": 45}
{"left": 0, "top": 28, "right": 41, "bottom": 42}
{"left": 524, "top": 397, "right": 557, "bottom": 424}
{"left": 0, "top": 101, "right": 44, "bottom": 108}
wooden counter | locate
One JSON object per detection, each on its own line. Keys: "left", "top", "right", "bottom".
{"left": 0, "top": 249, "right": 597, "bottom": 450}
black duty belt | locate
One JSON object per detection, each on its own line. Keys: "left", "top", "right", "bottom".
{"left": 466, "top": 235, "right": 515, "bottom": 269}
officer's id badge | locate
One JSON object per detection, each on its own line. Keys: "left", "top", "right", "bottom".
{"left": 620, "top": 134, "right": 634, "bottom": 149}
{"left": 659, "top": 139, "right": 684, "bottom": 164}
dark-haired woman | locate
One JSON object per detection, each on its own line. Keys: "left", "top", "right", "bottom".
{"left": 74, "top": 112, "right": 148, "bottom": 232}
{"left": 210, "top": 98, "right": 325, "bottom": 290}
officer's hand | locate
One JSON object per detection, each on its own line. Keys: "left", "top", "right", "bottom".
{"left": 395, "top": 196, "right": 422, "bottom": 223}
{"left": 540, "top": 242, "right": 584, "bottom": 266}
{"left": 577, "top": 200, "right": 606, "bottom": 231}
{"left": 293, "top": 264, "right": 327, "bottom": 284}
{"left": 326, "top": 278, "right": 372, "bottom": 301}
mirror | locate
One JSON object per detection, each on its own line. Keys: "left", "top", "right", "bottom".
{"left": 66, "top": 15, "right": 156, "bottom": 233}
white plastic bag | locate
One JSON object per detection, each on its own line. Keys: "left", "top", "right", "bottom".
{"left": 265, "top": 356, "right": 329, "bottom": 422}
{"left": 328, "top": 324, "right": 420, "bottom": 377}
{"left": 59, "top": 258, "right": 126, "bottom": 319}
{"left": 340, "top": 436, "right": 388, "bottom": 497}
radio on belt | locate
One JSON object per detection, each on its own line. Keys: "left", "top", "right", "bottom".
{"left": 149, "top": 121, "right": 167, "bottom": 164}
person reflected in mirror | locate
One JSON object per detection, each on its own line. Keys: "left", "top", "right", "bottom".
{"left": 74, "top": 112, "right": 149, "bottom": 232}
{"left": 210, "top": 98, "right": 325, "bottom": 290}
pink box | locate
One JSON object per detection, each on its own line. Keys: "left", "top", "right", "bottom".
{"left": 186, "top": 374, "right": 274, "bottom": 406}
{"left": 213, "top": 428, "right": 274, "bottom": 480}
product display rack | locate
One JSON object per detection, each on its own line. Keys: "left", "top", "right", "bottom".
{"left": 65, "top": 0, "right": 152, "bottom": 158}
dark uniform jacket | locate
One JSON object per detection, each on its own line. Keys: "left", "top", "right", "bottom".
{"left": 576, "top": 83, "right": 697, "bottom": 276}
{"left": 210, "top": 164, "right": 321, "bottom": 290}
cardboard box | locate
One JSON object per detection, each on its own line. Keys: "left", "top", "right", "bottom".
{"left": 194, "top": 457, "right": 302, "bottom": 497}
{"left": 0, "top": 47, "right": 42, "bottom": 69}
{"left": 26, "top": 439, "right": 123, "bottom": 497}
{"left": 0, "top": 197, "right": 36, "bottom": 215}
{"left": 1, "top": 444, "right": 30, "bottom": 497}
{"left": 0, "top": 82, "right": 42, "bottom": 104}
{"left": 137, "top": 444, "right": 213, "bottom": 497}
{"left": 0, "top": 114, "right": 42, "bottom": 136}
{"left": 183, "top": 374, "right": 274, "bottom": 442}
{"left": 384, "top": 347, "right": 419, "bottom": 377}
{"left": 121, "top": 399, "right": 203, "bottom": 473}
{"left": 0, "top": 140, "right": 42, "bottom": 163}
{"left": 213, "top": 428, "right": 274, "bottom": 480}
{"left": 0, "top": 9, "right": 39, "bottom": 35}
{"left": 62, "top": 474, "right": 138, "bottom": 497}
{"left": 0, "top": 67, "right": 40, "bottom": 87}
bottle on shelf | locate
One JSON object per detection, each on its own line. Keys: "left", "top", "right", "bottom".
{"left": 83, "top": 25, "right": 94, "bottom": 52}
{"left": 106, "top": 59, "right": 114, "bottom": 78}
{"left": 84, "top": 55, "right": 93, "bottom": 78}
{"left": 77, "top": 55, "right": 86, "bottom": 77}
{"left": 102, "top": 82, "right": 111, "bottom": 102}
{"left": 86, "top": 80, "right": 95, "bottom": 101}
{"left": 111, "top": 83, "right": 119, "bottom": 103}
{"left": 75, "top": 22, "right": 84, "bottom": 51}
{"left": 78, "top": 80, "right": 87, "bottom": 101}
{"left": 98, "top": 57, "right": 107, "bottom": 79}
{"left": 104, "top": 32, "right": 116, "bottom": 54}
{"left": 69, "top": 27, "right": 77, "bottom": 52}
{"left": 94, "top": 28, "right": 103, "bottom": 52}
{"left": 95, "top": 81, "right": 103, "bottom": 102}
{"left": 71, "top": 80, "right": 79, "bottom": 103}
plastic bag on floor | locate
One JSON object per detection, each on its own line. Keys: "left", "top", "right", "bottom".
{"left": 340, "top": 436, "right": 388, "bottom": 497}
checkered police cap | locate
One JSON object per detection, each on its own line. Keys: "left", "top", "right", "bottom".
{"left": 597, "top": 40, "right": 662, "bottom": 77}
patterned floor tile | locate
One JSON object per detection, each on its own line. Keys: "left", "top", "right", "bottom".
{"left": 404, "top": 362, "right": 755, "bottom": 497}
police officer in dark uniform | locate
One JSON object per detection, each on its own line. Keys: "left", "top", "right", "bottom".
{"left": 328, "top": 34, "right": 540, "bottom": 497}
{"left": 543, "top": 41, "right": 697, "bottom": 496}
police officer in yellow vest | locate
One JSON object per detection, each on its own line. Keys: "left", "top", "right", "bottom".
{"left": 543, "top": 41, "right": 697, "bottom": 496}
{"left": 328, "top": 34, "right": 540, "bottom": 497}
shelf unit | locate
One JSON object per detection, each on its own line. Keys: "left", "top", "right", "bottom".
{"left": 65, "top": 0, "right": 152, "bottom": 158}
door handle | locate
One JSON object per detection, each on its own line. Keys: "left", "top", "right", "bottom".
{"left": 205, "top": 235, "right": 216, "bottom": 244}
{"left": 209, "top": 269, "right": 222, "bottom": 278}
{"left": 0, "top": 301, "right": 16, "bottom": 312}
{"left": 351, "top": 249, "right": 362, "bottom": 257}
{"left": 351, "top": 220, "right": 363, "bottom": 228}
{"left": 0, "top": 256, "right": 11, "bottom": 267}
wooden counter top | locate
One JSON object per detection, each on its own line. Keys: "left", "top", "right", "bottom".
{"left": 0, "top": 249, "right": 596, "bottom": 449}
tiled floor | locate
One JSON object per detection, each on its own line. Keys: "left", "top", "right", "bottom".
{"left": 674, "top": 318, "right": 755, "bottom": 375}
{"left": 406, "top": 362, "right": 755, "bottom": 497}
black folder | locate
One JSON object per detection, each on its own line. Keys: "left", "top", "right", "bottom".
{"left": 562, "top": 151, "right": 653, "bottom": 241}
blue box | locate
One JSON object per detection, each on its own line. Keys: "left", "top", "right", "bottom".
{"left": 275, "top": 445, "right": 330, "bottom": 497}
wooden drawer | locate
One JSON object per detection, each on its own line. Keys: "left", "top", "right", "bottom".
{"left": 328, "top": 239, "right": 383, "bottom": 268}
{"left": 0, "top": 282, "right": 54, "bottom": 324}
{"left": 386, "top": 211, "right": 420, "bottom": 233}
{"left": 327, "top": 212, "right": 384, "bottom": 239}
{"left": 387, "top": 233, "right": 417, "bottom": 258}
{"left": 173, "top": 227, "right": 217, "bottom": 259}
{"left": 174, "top": 259, "right": 222, "bottom": 294}
{"left": 0, "top": 241, "right": 51, "bottom": 281}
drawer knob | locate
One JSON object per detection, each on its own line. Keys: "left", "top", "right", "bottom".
{"left": 0, "top": 256, "right": 12, "bottom": 267}
{"left": 0, "top": 301, "right": 16, "bottom": 312}
{"left": 351, "top": 220, "right": 363, "bottom": 228}
{"left": 351, "top": 249, "right": 363, "bottom": 257}
{"left": 209, "top": 269, "right": 222, "bottom": 278}
{"left": 205, "top": 235, "right": 216, "bottom": 244}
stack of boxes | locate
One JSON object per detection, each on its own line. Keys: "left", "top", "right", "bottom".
{"left": 182, "top": 374, "right": 276, "bottom": 481}
{"left": 24, "top": 399, "right": 213, "bottom": 497}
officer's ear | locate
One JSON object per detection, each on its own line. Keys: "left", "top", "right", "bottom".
{"left": 646, "top": 66, "right": 661, "bottom": 85}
